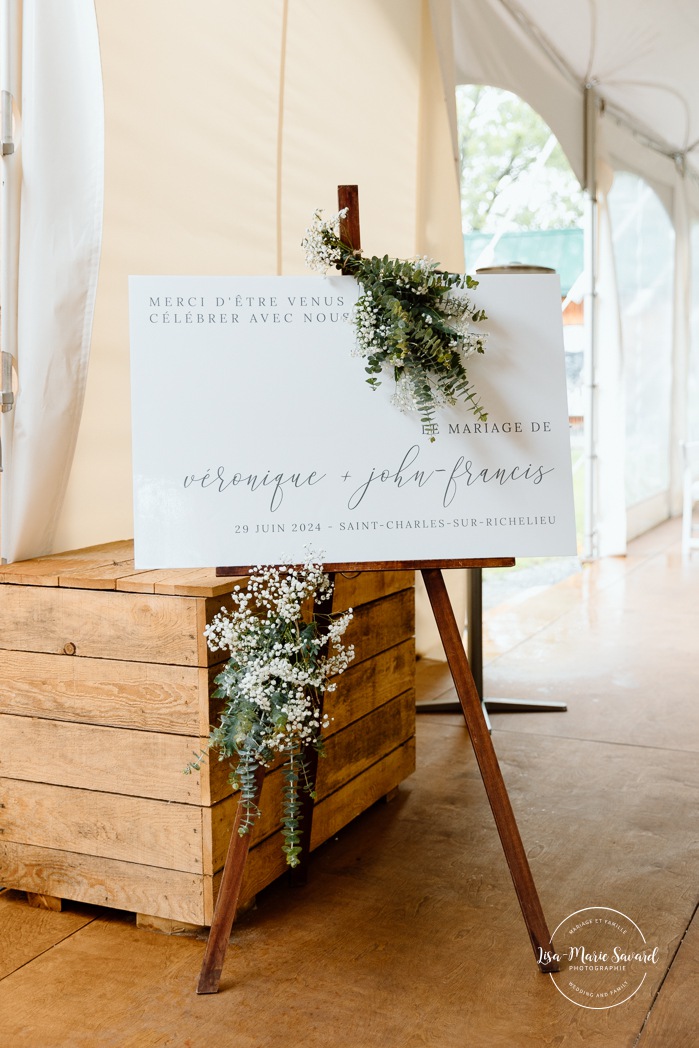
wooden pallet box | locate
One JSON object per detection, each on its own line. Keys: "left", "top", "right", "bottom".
{"left": 0, "top": 542, "right": 415, "bottom": 925}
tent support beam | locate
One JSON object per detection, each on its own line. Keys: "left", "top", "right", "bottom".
{"left": 0, "top": 0, "right": 18, "bottom": 549}
{"left": 583, "top": 85, "right": 598, "bottom": 560}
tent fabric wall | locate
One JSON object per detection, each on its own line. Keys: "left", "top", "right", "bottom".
{"left": 52, "top": 0, "right": 465, "bottom": 557}
{"left": 0, "top": 0, "right": 103, "bottom": 563}
{"left": 598, "top": 96, "right": 692, "bottom": 538}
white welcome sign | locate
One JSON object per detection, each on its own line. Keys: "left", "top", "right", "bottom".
{"left": 129, "top": 273, "right": 576, "bottom": 567}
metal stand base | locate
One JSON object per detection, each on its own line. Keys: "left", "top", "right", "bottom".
{"left": 416, "top": 568, "right": 568, "bottom": 724}
{"left": 415, "top": 697, "right": 568, "bottom": 714}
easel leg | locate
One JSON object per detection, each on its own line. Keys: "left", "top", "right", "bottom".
{"left": 197, "top": 765, "right": 265, "bottom": 994}
{"left": 421, "top": 568, "right": 558, "bottom": 973}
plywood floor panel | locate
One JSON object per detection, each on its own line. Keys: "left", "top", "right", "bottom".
{"left": 421, "top": 545, "right": 699, "bottom": 756}
{"left": 0, "top": 890, "right": 95, "bottom": 980}
{"left": 636, "top": 908, "right": 699, "bottom": 1048}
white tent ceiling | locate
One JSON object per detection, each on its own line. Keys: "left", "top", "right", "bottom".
{"left": 453, "top": 0, "right": 699, "bottom": 184}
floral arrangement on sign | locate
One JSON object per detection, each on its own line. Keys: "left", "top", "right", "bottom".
{"left": 187, "top": 556, "right": 354, "bottom": 867}
{"left": 302, "top": 208, "right": 488, "bottom": 434}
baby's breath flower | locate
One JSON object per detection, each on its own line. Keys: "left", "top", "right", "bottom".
{"left": 301, "top": 208, "right": 348, "bottom": 272}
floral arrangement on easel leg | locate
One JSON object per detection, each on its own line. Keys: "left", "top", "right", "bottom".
{"left": 302, "top": 209, "right": 488, "bottom": 436}
{"left": 187, "top": 556, "right": 355, "bottom": 867}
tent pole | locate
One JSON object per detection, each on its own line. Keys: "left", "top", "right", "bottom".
{"left": 0, "top": 0, "right": 18, "bottom": 562}
{"left": 0, "top": 0, "right": 19, "bottom": 562}
{"left": 582, "top": 86, "right": 598, "bottom": 560}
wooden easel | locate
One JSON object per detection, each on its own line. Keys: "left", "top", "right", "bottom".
{"left": 196, "top": 187, "right": 558, "bottom": 994}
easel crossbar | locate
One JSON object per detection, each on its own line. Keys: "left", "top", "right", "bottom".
{"left": 216, "top": 558, "right": 515, "bottom": 577}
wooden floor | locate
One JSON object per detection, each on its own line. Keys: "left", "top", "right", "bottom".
{"left": 1, "top": 519, "right": 697, "bottom": 1047}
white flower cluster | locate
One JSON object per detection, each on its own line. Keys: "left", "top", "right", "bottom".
{"left": 391, "top": 370, "right": 451, "bottom": 414}
{"left": 301, "top": 208, "right": 348, "bottom": 272}
{"left": 441, "top": 291, "right": 488, "bottom": 356}
{"left": 397, "top": 255, "right": 435, "bottom": 295}
{"left": 391, "top": 371, "right": 419, "bottom": 412}
{"left": 203, "top": 554, "right": 354, "bottom": 761}
{"left": 352, "top": 296, "right": 393, "bottom": 357}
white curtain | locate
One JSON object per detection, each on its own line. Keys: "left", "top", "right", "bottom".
{"left": 0, "top": 0, "right": 103, "bottom": 563}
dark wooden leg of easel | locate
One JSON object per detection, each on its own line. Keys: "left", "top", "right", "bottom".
{"left": 197, "top": 765, "right": 265, "bottom": 994}
{"left": 420, "top": 568, "right": 558, "bottom": 973}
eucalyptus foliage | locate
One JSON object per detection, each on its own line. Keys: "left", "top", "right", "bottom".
{"left": 303, "top": 209, "right": 488, "bottom": 434}
{"left": 187, "top": 558, "right": 354, "bottom": 867}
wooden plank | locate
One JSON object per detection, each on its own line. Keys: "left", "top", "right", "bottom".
{"left": 0, "top": 540, "right": 136, "bottom": 587}
{"left": 58, "top": 539, "right": 135, "bottom": 561}
{"left": 196, "top": 585, "right": 414, "bottom": 668}
{"left": 58, "top": 560, "right": 139, "bottom": 591}
{"left": 325, "top": 638, "right": 415, "bottom": 736}
{"left": 333, "top": 570, "right": 413, "bottom": 610}
{"left": 154, "top": 572, "right": 241, "bottom": 597}
{"left": 0, "top": 841, "right": 207, "bottom": 926}
{"left": 0, "top": 714, "right": 205, "bottom": 803}
{"left": 0, "top": 650, "right": 206, "bottom": 734}
{"left": 0, "top": 778, "right": 204, "bottom": 873}
{"left": 319, "top": 690, "right": 414, "bottom": 798}
{"left": 636, "top": 911, "right": 699, "bottom": 1048}
{"left": 342, "top": 588, "right": 414, "bottom": 666}
{"left": 0, "top": 559, "right": 83, "bottom": 587}
{"left": 201, "top": 586, "right": 414, "bottom": 672}
{"left": 122, "top": 566, "right": 413, "bottom": 601}
{"left": 0, "top": 586, "right": 206, "bottom": 665}
{"left": 117, "top": 567, "right": 239, "bottom": 598}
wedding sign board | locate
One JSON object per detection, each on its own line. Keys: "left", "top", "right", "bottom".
{"left": 129, "top": 273, "right": 576, "bottom": 567}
